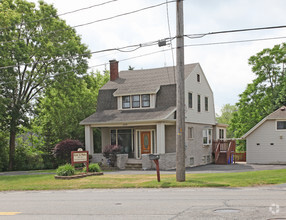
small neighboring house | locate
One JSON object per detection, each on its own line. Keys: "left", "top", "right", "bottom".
{"left": 242, "top": 106, "right": 286, "bottom": 164}
{"left": 80, "top": 60, "right": 226, "bottom": 170}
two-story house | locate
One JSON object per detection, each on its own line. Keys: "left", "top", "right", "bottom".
{"left": 80, "top": 60, "right": 224, "bottom": 170}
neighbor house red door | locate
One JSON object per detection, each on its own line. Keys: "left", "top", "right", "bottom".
{"left": 141, "top": 131, "right": 151, "bottom": 154}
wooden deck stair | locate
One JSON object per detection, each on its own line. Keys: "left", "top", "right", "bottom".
{"left": 213, "top": 140, "right": 236, "bottom": 165}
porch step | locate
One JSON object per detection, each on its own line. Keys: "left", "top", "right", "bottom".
{"left": 125, "top": 159, "right": 142, "bottom": 170}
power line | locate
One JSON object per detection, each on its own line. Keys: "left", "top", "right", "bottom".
{"left": 0, "top": 0, "right": 176, "bottom": 44}
{"left": 0, "top": 30, "right": 285, "bottom": 71}
{"left": 0, "top": 0, "right": 119, "bottom": 32}
{"left": 184, "top": 36, "right": 286, "bottom": 47}
{"left": 165, "top": 0, "right": 176, "bottom": 83}
{"left": 185, "top": 25, "right": 286, "bottom": 39}
{"left": 1, "top": 34, "right": 285, "bottom": 85}
{"left": 0, "top": 39, "right": 160, "bottom": 70}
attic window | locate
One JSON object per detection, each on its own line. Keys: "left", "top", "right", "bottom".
{"left": 142, "top": 94, "right": 150, "bottom": 107}
{"left": 132, "top": 95, "right": 140, "bottom": 108}
{"left": 197, "top": 74, "right": 200, "bottom": 82}
{"left": 277, "top": 121, "right": 286, "bottom": 130}
{"left": 122, "top": 96, "right": 130, "bottom": 109}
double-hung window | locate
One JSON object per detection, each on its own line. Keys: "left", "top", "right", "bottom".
{"left": 142, "top": 94, "right": 150, "bottom": 107}
{"left": 132, "top": 95, "right": 140, "bottom": 108}
{"left": 203, "top": 128, "right": 212, "bottom": 145}
{"left": 122, "top": 96, "right": 130, "bottom": 109}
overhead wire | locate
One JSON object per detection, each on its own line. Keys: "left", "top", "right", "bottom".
{"left": 1, "top": 34, "right": 285, "bottom": 86}
{"left": 1, "top": 25, "right": 286, "bottom": 70}
{"left": 165, "top": 0, "right": 176, "bottom": 83}
{"left": 0, "top": 0, "right": 177, "bottom": 45}
{"left": 0, "top": 0, "right": 119, "bottom": 31}
{"left": 185, "top": 25, "right": 286, "bottom": 39}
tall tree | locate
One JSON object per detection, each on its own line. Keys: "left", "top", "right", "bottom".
{"left": 230, "top": 43, "right": 286, "bottom": 138}
{"left": 0, "top": 0, "right": 90, "bottom": 169}
{"left": 216, "top": 104, "right": 237, "bottom": 138}
{"left": 36, "top": 71, "right": 109, "bottom": 152}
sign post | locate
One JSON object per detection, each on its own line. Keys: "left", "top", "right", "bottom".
{"left": 71, "top": 150, "right": 89, "bottom": 173}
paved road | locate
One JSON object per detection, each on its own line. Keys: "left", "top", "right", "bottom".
{"left": 0, "top": 185, "right": 286, "bottom": 219}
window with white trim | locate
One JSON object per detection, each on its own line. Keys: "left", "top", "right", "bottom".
{"left": 132, "top": 95, "right": 140, "bottom": 108}
{"left": 219, "top": 128, "right": 224, "bottom": 139}
{"left": 122, "top": 96, "right": 130, "bottom": 109}
{"left": 205, "top": 96, "right": 209, "bottom": 111}
{"left": 188, "top": 92, "right": 193, "bottom": 108}
{"left": 121, "top": 94, "right": 151, "bottom": 109}
{"left": 141, "top": 94, "right": 150, "bottom": 107}
{"left": 203, "top": 128, "right": 212, "bottom": 145}
{"left": 197, "top": 94, "right": 201, "bottom": 112}
{"left": 277, "top": 121, "right": 286, "bottom": 130}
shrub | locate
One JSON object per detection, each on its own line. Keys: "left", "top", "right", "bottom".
{"left": 14, "top": 146, "right": 45, "bottom": 171}
{"left": 103, "top": 145, "right": 122, "bottom": 157}
{"left": 53, "top": 139, "right": 83, "bottom": 165}
{"left": 82, "top": 163, "right": 101, "bottom": 173}
{"left": 103, "top": 145, "right": 122, "bottom": 167}
{"left": 56, "top": 164, "right": 75, "bottom": 176}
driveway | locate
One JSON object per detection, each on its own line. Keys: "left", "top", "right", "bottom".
{"left": 106, "top": 162, "right": 286, "bottom": 175}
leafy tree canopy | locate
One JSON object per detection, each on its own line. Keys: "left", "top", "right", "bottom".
{"left": 230, "top": 43, "right": 286, "bottom": 138}
{"left": 216, "top": 104, "right": 237, "bottom": 138}
{"left": 0, "top": 0, "right": 90, "bottom": 169}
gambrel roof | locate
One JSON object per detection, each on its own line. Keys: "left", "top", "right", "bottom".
{"left": 101, "top": 63, "right": 198, "bottom": 96}
{"left": 80, "top": 63, "right": 200, "bottom": 126}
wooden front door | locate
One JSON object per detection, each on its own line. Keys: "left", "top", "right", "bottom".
{"left": 141, "top": 131, "right": 151, "bottom": 154}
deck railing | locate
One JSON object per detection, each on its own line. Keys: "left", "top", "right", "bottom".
{"left": 213, "top": 140, "right": 236, "bottom": 164}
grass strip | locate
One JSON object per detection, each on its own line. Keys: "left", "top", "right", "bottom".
{"left": 0, "top": 169, "right": 285, "bottom": 191}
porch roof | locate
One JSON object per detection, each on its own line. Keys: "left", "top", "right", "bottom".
{"left": 80, "top": 106, "right": 176, "bottom": 126}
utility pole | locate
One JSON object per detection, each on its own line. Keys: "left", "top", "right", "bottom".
{"left": 176, "top": 0, "right": 185, "bottom": 182}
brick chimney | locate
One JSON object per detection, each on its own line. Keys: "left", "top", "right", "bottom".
{"left": 109, "top": 59, "right": 119, "bottom": 81}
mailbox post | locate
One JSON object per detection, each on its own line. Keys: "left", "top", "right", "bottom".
{"left": 149, "top": 154, "right": 160, "bottom": 182}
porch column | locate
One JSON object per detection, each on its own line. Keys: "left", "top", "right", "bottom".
{"left": 156, "top": 123, "right": 165, "bottom": 154}
{"left": 85, "top": 125, "right": 94, "bottom": 154}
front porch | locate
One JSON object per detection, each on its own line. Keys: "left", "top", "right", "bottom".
{"left": 84, "top": 121, "right": 176, "bottom": 165}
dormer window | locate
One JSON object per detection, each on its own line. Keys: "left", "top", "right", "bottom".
{"left": 132, "top": 95, "right": 140, "bottom": 108}
{"left": 121, "top": 94, "right": 152, "bottom": 109}
{"left": 122, "top": 96, "right": 130, "bottom": 109}
{"left": 142, "top": 94, "right": 150, "bottom": 107}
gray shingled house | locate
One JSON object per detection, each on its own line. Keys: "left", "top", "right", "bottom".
{"left": 242, "top": 106, "right": 286, "bottom": 164}
{"left": 80, "top": 60, "right": 225, "bottom": 170}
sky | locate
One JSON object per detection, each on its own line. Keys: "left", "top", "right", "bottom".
{"left": 30, "top": 0, "right": 286, "bottom": 114}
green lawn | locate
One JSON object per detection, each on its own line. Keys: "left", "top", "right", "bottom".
{"left": 0, "top": 169, "right": 286, "bottom": 191}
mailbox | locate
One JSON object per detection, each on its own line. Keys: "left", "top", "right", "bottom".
{"left": 149, "top": 154, "right": 160, "bottom": 160}
{"left": 148, "top": 154, "right": 160, "bottom": 182}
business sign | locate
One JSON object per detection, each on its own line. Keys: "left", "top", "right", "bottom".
{"left": 73, "top": 152, "right": 88, "bottom": 162}
{"left": 71, "top": 150, "right": 89, "bottom": 172}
